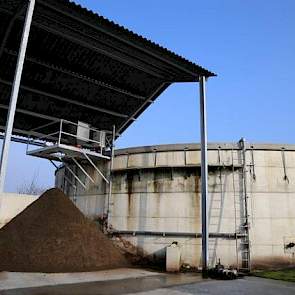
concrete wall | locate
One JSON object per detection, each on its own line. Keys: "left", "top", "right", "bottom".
{"left": 56, "top": 143, "right": 295, "bottom": 269}
{"left": 247, "top": 150, "right": 295, "bottom": 268}
{"left": 0, "top": 193, "right": 38, "bottom": 228}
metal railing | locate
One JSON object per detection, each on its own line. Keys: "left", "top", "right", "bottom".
{"left": 26, "top": 119, "right": 111, "bottom": 154}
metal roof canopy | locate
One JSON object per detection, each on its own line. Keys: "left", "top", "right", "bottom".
{"left": 0, "top": 0, "right": 215, "bottom": 138}
{"left": 0, "top": 0, "right": 216, "bottom": 274}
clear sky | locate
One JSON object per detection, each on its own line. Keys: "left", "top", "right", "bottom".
{"left": 1, "top": 0, "right": 295, "bottom": 192}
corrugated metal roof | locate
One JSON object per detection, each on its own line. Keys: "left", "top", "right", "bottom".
{"left": 0, "top": 0, "right": 216, "bottom": 140}
{"left": 52, "top": 0, "right": 216, "bottom": 78}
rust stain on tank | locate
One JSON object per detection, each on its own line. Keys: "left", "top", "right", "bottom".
{"left": 194, "top": 172, "right": 201, "bottom": 232}
{"left": 127, "top": 172, "right": 133, "bottom": 216}
{"left": 194, "top": 172, "right": 200, "bottom": 194}
{"left": 153, "top": 169, "right": 160, "bottom": 193}
{"left": 153, "top": 170, "right": 162, "bottom": 228}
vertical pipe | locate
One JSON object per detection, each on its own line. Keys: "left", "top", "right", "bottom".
{"left": 199, "top": 76, "right": 209, "bottom": 275}
{"left": 0, "top": 0, "right": 36, "bottom": 192}
{"left": 107, "top": 125, "right": 116, "bottom": 230}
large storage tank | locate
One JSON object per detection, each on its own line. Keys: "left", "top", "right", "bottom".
{"left": 55, "top": 142, "right": 295, "bottom": 270}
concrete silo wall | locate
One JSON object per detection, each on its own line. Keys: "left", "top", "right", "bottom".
{"left": 55, "top": 143, "right": 295, "bottom": 269}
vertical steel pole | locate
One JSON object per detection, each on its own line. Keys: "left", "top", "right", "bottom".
{"left": 107, "top": 125, "right": 116, "bottom": 230}
{"left": 199, "top": 76, "right": 209, "bottom": 275}
{"left": 0, "top": 0, "right": 35, "bottom": 192}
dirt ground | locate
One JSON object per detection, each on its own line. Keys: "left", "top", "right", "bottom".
{"left": 0, "top": 188, "right": 127, "bottom": 272}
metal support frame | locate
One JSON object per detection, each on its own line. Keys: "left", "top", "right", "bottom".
{"left": 199, "top": 76, "right": 209, "bottom": 275}
{"left": 0, "top": 79, "right": 129, "bottom": 119}
{"left": 49, "top": 159, "right": 76, "bottom": 199}
{"left": 0, "top": 0, "right": 35, "bottom": 192}
{"left": 70, "top": 156, "right": 95, "bottom": 184}
{"left": 82, "top": 151, "right": 109, "bottom": 184}
{"left": 58, "top": 157, "right": 86, "bottom": 189}
{"left": 117, "top": 83, "right": 168, "bottom": 135}
{"left": 0, "top": 103, "right": 61, "bottom": 123}
{"left": 0, "top": 126, "right": 54, "bottom": 142}
{"left": 0, "top": 133, "right": 43, "bottom": 146}
{"left": 26, "top": 119, "right": 111, "bottom": 161}
{"left": 4, "top": 50, "right": 146, "bottom": 101}
{"left": 49, "top": 159, "right": 58, "bottom": 169}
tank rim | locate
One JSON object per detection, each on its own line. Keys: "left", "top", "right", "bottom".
{"left": 115, "top": 142, "right": 295, "bottom": 156}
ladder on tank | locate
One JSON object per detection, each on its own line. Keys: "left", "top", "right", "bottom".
{"left": 208, "top": 147, "right": 226, "bottom": 267}
{"left": 231, "top": 138, "right": 251, "bottom": 272}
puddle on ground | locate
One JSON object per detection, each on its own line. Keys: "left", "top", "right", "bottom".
{"left": 1, "top": 273, "right": 206, "bottom": 295}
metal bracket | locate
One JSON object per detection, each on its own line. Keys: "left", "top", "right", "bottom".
{"left": 58, "top": 156, "right": 86, "bottom": 189}
{"left": 70, "top": 156, "right": 95, "bottom": 184}
{"left": 82, "top": 151, "right": 109, "bottom": 184}
{"left": 49, "top": 159, "right": 58, "bottom": 169}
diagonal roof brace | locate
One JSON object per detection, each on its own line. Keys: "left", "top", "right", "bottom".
{"left": 117, "top": 83, "right": 168, "bottom": 134}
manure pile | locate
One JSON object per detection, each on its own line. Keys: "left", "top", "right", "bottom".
{"left": 0, "top": 188, "right": 127, "bottom": 272}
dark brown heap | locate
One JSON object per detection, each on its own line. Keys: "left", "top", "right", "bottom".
{"left": 0, "top": 188, "right": 127, "bottom": 272}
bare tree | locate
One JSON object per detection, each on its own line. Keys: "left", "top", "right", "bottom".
{"left": 17, "top": 172, "right": 47, "bottom": 195}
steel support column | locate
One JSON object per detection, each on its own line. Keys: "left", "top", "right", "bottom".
{"left": 199, "top": 76, "right": 209, "bottom": 275}
{"left": 0, "top": 0, "right": 35, "bottom": 192}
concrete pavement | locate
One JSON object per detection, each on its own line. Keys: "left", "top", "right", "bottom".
{"left": 1, "top": 270, "right": 295, "bottom": 295}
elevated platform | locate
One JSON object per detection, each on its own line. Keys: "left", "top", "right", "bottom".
{"left": 27, "top": 143, "right": 110, "bottom": 162}
{"left": 26, "top": 119, "right": 113, "bottom": 189}
{"left": 26, "top": 119, "right": 111, "bottom": 162}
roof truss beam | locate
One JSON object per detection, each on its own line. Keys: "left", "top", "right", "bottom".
{"left": 5, "top": 49, "right": 146, "bottom": 101}
{"left": 34, "top": 21, "right": 167, "bottom": 80}
{"left": 0, "top": 126, "right": 47, "bottom": 139}
{"left": 0, "top": 103, "right": 60, "bottom": 123}
{"left": 0, "top": 79, "right": 132, "bottom": 119}
{"left": 0, "top": 133, "right": 40, "bottom": 146}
